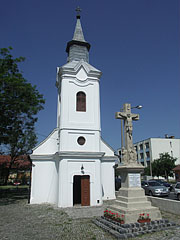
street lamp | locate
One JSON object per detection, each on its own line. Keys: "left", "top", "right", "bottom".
{"left": 131, "top": 105, "right": 143, "bottom": 110}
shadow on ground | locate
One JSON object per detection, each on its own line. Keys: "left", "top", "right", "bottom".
{"left": 0, "top": 188, "right": 29, "bottom": 206}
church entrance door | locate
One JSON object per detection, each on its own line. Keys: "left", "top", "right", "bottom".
{"left": 81, "top": 175, "right": 90, "bottom": 206}
{"left": 73, "top": 175, "right": 90, "bottom": 206}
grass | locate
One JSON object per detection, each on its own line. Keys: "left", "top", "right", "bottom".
{"left": 0, "top": 185, "right": 29, "bottom": 206}
{"left": 0, "top": 185, "right": 29, "bottom": 190}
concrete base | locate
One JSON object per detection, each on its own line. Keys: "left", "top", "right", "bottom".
{"left": 108, "top": 164, "right": 162, "bottom": 223}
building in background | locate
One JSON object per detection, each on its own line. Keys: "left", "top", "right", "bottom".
{"left": 133, "top": 136, "right": 180, "bottom": 168}
{"left": 173, "top": 165, "right": 180, "bottom": 182}
{"left": 118, "top": 136, "right": 180, "bottom": 169}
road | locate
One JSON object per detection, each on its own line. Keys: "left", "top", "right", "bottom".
{"left": 165, "top": 190, "right": 178, "bottom": 201}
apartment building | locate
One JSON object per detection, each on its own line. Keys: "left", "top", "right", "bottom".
{"left": 134, "top": 137, "right": 180, "bottom": 167}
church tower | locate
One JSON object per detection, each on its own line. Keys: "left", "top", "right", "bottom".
{"left": 56, "top": 8, "right": 101, "bottom": 154}
{"left": 30, "top": 9, "right": 116, "bottom": 208}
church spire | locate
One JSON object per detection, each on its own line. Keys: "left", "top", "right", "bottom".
{"left": 72, "top": 7, "right": 85, "bottom": 42}
{"left": 66, "top": 7, "right": 91, "bottom": 63}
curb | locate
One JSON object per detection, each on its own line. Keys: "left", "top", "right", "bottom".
{"left": 92, "top": 216, "right": 178, "bottom": 239}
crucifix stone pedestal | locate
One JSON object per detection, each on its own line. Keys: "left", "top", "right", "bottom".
{"left": 107, "top": 103, "right": 162, "bottom": 223}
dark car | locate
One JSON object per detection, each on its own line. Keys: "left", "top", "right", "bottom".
{"left": 141, "top": 180, "right": 169, "bottom": 197}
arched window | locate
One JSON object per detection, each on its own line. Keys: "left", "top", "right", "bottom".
{"left": 76, "top": 91, "right": 86, "bottom": 112}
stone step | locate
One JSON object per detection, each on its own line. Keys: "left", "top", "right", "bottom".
{"left": 116, "top": 195, "right": 149, "bottom": 203}
{"left": 114, "top": 199, "right": 152, "bottom": 209}
{"left": 116, "top": 187, "right": 145, "bottom": 198}
{"left": 108, "top": 204, "right": 159, "bottom": 214}
{"left": 106, "top": 205, "right": 162, "bottom": 223}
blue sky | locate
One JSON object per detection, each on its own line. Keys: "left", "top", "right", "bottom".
{"left": 1, "top": 0, "right": 179, "bottom": 150}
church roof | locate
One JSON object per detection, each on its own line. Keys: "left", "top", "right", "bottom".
{"left": 173, "top": 165, "right": 180, "bottom": 171}
{"left": 66, "top": 8, "right": 91, "bottom": 63}
{"left": 59, "top": 59, "right": 102, "bottom": 79}
{"left": 72, "top": 17, "right": 85, "bottom": 42}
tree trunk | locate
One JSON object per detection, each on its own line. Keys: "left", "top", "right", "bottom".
{"left": 4, "top": 157, "right": 14, "bottom": 185}
{"left": 4, "top": 165, "right": 11, "bottom": 185}
{"left": 165, "top": 170, "right": 168, "bottom": 181}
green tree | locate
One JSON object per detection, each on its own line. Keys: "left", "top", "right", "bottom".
{"left": 0, "top": 47, "right": 45, "bottom": 184}
{"left": 152, "top": 153, "right": 176, "bottom": 180}
{"left": 143, "top": 165, "right": 150, "bottom": 176}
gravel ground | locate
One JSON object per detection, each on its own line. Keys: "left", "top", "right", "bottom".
{"left": 0, "top": 190, "right": 180, "bottom": 240}
{"left": 0, "top": 196, "right": 113, "bottom": 240}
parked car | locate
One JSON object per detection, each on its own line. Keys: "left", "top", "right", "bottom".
{"left": 13, "top": 180, "right": 21, "bottom": 186}
{"left": 141, "top": 180, "right": 169, "bottom": 197}
{"left": 174, "top": 182, "right": 180, "bottom": 201}
{"left": 152, "top": 179, "right": 173, "bottom": 191}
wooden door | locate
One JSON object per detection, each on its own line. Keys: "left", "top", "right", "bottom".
{"left": 81, "top": 175, "right": 90, "bottom": 206}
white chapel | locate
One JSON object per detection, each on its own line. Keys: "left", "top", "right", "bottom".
{"left": 30, "top": 9, "right": 117, "bottom": 207}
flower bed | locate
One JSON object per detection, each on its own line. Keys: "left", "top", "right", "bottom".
{"left": 104, "top": 210, "right": 125, "bottom": 224}
{"left": 137, "top": 213, "right": 151, "bottom": 223}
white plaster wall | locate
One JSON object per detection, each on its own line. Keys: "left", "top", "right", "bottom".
{"left": 150, "top": 139, "right": 180, "bottom": 164}
{"left": 32, "top": 129, "right": 59, "bottom": 155}
{"left": 101, "top": 161, "right": 116, "bottom": 200}
{"left": 59, "top": 130, "right": 100, "bottom": 152}
{"left": 60, "top": 77, "right": 101, "bottom": 131}
{"left": 30, "top": 160, "right": 59, "bottom": 204}
{"left": 100, "top": 139, "right": 114, "bottom": 156}
{"left": 58, "top": 158, "right": 102, "bottom": 207}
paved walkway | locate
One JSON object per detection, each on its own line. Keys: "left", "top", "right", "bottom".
{"left": 1, "top": 193, "right": 180, "bottom": 240}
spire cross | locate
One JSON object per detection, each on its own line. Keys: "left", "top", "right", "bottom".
{"left": 76, "top": 6, "right": 81, "bottom": 19}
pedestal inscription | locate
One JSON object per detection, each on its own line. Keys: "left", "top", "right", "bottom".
{"left": 129, "top": 173, "right": 141, "bottom": 187}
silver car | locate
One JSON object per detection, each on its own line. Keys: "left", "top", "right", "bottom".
{"left": 141, "top": 180, "right": 169, "bottom": 197}
{"left": 174, "top": 182, "right": 180, "bottom": 200}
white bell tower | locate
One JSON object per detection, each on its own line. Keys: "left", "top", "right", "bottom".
{"left": 56, "top": 8, "right": 102, "bottom": 153}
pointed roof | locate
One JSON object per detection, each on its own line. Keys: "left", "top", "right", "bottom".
{"left": 72, "top": 17, "right": 85, "bottom": 42}
{"left": 66, "top": 8, "right": 91, "bottom": 62}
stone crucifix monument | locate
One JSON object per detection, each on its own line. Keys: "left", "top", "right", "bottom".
{"left": 107, "top": 103, "right": 162, "bottom": 223}
{"left": 115, "top": 103, "right": 139, "bottom": 166}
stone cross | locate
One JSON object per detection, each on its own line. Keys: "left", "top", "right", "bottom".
{"left": 115, "top": 103, "right": 139, "bottom": 164}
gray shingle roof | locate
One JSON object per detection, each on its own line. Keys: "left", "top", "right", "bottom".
{"left": 73, "top": 18, "right": 85, "bottom": 42}
{"left": 66, "top": 17, "right": 90, "bottom": 63}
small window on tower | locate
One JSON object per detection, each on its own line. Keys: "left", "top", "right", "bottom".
{"left": 76, "top": 91, "right": 86, "bottom": 112}
{"left": 77, "top": 136, "right": 86, "bottom": 145}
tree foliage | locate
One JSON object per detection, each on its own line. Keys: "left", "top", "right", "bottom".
{"left": 144, "top": 153, "right": 177, "bottom": 180}
{"left": 0, "top": 47, "right": 45, "bottom": 183}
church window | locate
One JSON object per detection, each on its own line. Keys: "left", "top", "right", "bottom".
{"left": 77, "top": 136, "right": 86, "bottom": 145}
{"left": 76, "top": 91, "right": 86, "bottom": 112}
